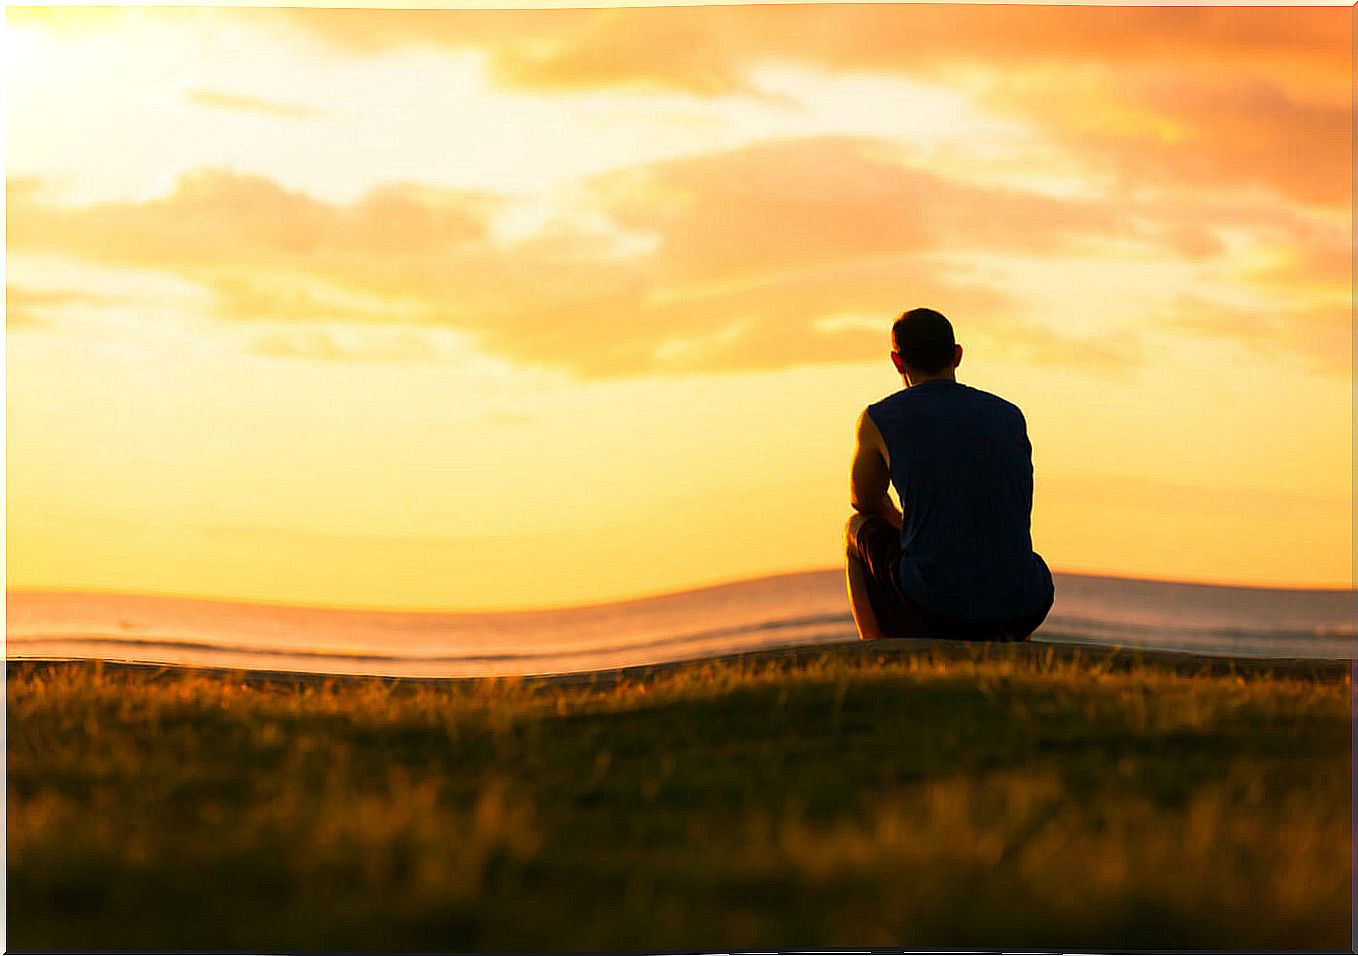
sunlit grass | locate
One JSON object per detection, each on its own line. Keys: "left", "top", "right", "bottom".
{"left": 8, "top": 643, "right": 1351, "bottom": 950}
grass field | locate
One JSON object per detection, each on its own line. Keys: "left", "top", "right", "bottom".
{"left": 7, "top": 642, "right": 1352, "bottom": 951}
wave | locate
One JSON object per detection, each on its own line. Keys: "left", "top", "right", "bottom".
{"left": 8, "top": 570, "right": 1355, "bottom": 676}
{"left": 5, "top": 612, "right": 854, "bottom": 664}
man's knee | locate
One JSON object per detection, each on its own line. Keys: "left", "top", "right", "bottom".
{"left": 844, "top": 513, "right": 871, "bottom": 557}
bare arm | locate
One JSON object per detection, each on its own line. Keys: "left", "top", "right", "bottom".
{"left": 850, "top": 409, "right": 902, "bottom": 529}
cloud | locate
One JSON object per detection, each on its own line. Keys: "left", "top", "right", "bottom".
{"left": 249, "top": 324, "right": 444, "bottom": 363}
{"left": 6, "top": 284, "right": 111, "bottom": 329}
{"left": 17, "top": 6, "right": 1345, "bottom": 210}
{"left": 2, "top": 159, "right": 985, "bottom": 374}
{"left": 489, "top": 253, "right": 1019, "bottom": 377}
{"left": 258, "top": 6, "right": 1347, "bottom": 95}
{"left": 1143, "top": 196, "right": 1350, "bottom": 370}
{"left": 257, "top": 5, "right": 1348, "bottom": 210}
{"left": 1162, "top": 295, "right": 1350, "bottom": 376}
{"left": 186, "top": 89, "right": 322, "bottom": 120}
{"left": 8, "top": 169, "right": 500, "bottom": 296}
{"left": 5, "top": 133, "right": 1340, "bottom": 377}
{"left": 7, "top": 7, "right": 167, "bottom": 35}
{"left": 587, "top": 136, "right": 1158, "bottom": 289}
{"left": 1006, "top": 76, "right": 1352, "bottom": 208}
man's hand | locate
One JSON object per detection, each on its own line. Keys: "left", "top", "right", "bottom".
{"left": 850, "top": 408, "right": 903, "bottom": 529}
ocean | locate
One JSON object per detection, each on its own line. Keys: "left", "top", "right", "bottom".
{"left": 7, "top": 570, "right": 1354, "bottom": 678}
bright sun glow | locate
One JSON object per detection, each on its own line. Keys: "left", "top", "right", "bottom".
{"left": 4, "top": 23, "right": 48, "bottom": 85}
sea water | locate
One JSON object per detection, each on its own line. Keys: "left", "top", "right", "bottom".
{"left": 6, "top": 571, "right": 1354, "bottom": 678}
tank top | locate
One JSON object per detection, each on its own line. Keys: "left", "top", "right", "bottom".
{"left": 866, "top": 380, "right": 1054, "bottom": 620}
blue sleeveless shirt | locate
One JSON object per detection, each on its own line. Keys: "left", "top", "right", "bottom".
{"left": 867, "top": 380, "right": 1054, "bottom": 621}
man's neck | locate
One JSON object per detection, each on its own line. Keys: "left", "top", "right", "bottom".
{"left": 904, "top": 372, "right": 957, "bottom": 388}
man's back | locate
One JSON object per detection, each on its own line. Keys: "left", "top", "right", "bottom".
{"left": 867, "top": 380, "right": 1053, "bottom": 620}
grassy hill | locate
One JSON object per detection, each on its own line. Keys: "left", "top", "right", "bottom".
{"left": 7, "top": 641, "right": 1351, "bottom": 950}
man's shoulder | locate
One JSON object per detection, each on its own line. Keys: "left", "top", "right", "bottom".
{"left": 962, "top": 383, "right": 1025, "bottom": 416}
{"left": 866, "top": 388, "right": 909, "bottom": 413}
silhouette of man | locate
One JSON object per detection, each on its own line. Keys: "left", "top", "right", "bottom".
{"left": 845, "top": 307, "right": 1055, "bottom": 641}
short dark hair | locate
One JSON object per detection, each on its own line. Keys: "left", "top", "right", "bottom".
{"left": 891, "top": 307, "right": 955, "bottom": 374}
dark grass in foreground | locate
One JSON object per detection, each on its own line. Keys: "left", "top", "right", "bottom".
{"left": 8, "top": 642, "right": 1352, "bottom": 951}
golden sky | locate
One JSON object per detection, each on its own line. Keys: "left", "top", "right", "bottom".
{"left": 6, "top": 3, "right": 1352, "bottom": 608}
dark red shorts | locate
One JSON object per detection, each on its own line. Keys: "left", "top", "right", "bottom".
{"left": 851, "top": 515, "right": 1052, "bottom": 641}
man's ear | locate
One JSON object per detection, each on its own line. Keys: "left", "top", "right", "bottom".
{"left": 953, "top": 343, "right": 963, "bottom": 369}
{"left": 890, "top": 351, "right": 906, "bottom": 374}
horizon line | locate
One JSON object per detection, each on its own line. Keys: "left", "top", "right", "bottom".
{"left": 7, "top": 565, "right": 1353, "bottom": 616}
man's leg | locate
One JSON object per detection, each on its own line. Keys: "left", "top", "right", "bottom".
{"left": 844, "top": 513, "right": 896, "bottom": 641}
{"left": 1006, "top": 588, "right": 1056, "bottom": 641}
{"left": 935, "top": 588, "right": 1056, "bottom": 642}
{"left": 846, "top": 519, "right": 888, "bottom": 641}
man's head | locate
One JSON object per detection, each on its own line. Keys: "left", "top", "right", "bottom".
{"left": 891, "top": 307, "right": 963, "bottom": 384}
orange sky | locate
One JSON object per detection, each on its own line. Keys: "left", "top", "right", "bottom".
{"left": 5, "top": 3, "right": 1352, "bottom": 608}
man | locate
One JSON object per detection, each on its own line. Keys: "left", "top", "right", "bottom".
{"left": 845, "top": 307, "right": 1054, "bottom": 641}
